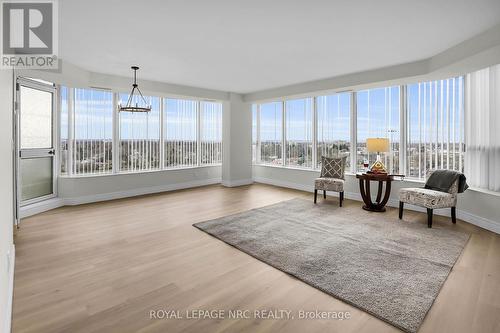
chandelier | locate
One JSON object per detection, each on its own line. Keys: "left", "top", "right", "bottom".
{"left": 118, "top": 66, "right": 151, "bottom": 112}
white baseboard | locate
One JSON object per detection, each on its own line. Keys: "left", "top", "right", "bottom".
{"left": 254, "top": 177, "right": 500, "bottom": 234}
{"left": 3, "top": 244, "right": 15, "bottom": 333}
{"left": 63, "top": 178, "right": 222, "bottom": 206}
{"left": 221, "top": 178, "right": 254, "bottom": 187}
{"left": 20, "top": 198, "right": 64, "bottom": 218}
{"left": 19, "top": 178, "right": 222, "bottom": 218}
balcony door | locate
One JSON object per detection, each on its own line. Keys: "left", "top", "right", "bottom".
{"left": 16, "top": 78, "right": 57, "bottom": 207}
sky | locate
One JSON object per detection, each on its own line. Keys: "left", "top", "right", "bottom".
{"left": 59, "top": 77, "right": 463, "bottom": 146}
{"left": 256, "top": 78, "right": 463, "bottom": 145}
{"left": 61, "top": 88, "right": 222, "bottom": 141}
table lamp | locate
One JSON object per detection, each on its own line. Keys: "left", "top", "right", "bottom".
{"left": 366, "top": 138, "right": 389, "bottom": 173}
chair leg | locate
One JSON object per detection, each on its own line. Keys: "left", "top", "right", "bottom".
{"left": 427, "top": 208, "right": 433, "bottom": 228}
{"left": 399, "top": 201, "right": 404, "bottom": 219}
{"left": 339, "top": 192, "right": 344, "bottom": 207}
{"left": 314, "top": 189, "right": 317, "bottom": 204}
{"left": 323, "top": 190, "right": 326, "bottom": 199}
{"left": 451, "top": 207, "right": 456, "bottom": 224}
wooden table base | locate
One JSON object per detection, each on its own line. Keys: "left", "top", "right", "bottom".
{"left": 356, "top": 173, "right": 394, "bottom": 212}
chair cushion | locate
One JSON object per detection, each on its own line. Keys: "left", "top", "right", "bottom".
{"left": 399, "top": 187, "right": 457, "bottom": 209}
{"left": 315, "top": 177, "right": 344, "bottom": 192}
{"left": 320, "top": 156, "right": 346, "bottom": 179}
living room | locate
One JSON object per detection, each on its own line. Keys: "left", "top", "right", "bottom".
{"left": 1, "top": 1, "right": 499, "bottom": 333}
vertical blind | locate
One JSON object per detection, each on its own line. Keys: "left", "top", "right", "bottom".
{"left": 252, "top": 77, "right": 466, "bottom": 182}
{"left": 119, "top": 94, "right": 161, "bottom": 172}
{"left": 356, "top": 87, "right": 400, "bottom": 173}
{"left": 163, "top": 98, "right": 198, "bottom": 168}
{"left": 252, "top": 104, "right": 258, "bottom": 163}
{"left": 285, "top": 98, "right": 313, "bottom": 168}
{"left": 407, "top": 77, "right": 464, "bottom": 179}
{"left": 73, "top": 88, "right": 114, "bottom": 175}
{"left": 465, "top": 65, "right": 500, "bottom": 191}
{"left": 60, "top": 86, "right": 69, "bottom": 175}
{"left": 200, "top": 101, "right": 223, "bottom": 165}
{"left": 259, "top": 102, "right": 283, "bottom": 165}
{"left": 316, "top": 93, "right": 351, "bottom": 168}
{"left": 61, "top": 87, "right": 223, "bottom": 176}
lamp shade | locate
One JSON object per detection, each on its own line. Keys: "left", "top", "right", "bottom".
{"left": 366, "top": 138, "right": 389, "bottom": 153}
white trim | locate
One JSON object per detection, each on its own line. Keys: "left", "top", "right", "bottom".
{"left": 3, "top": 244, "right": 15, "bottom": 333}
{"left": 19, "top": 178, "right": 223, "bottom": 217}
{"left": 221, "top": 179, "right": 254, "bottom": 188}
{"left": 62, "top": 178, "right": 221, "bottom": 206}
{"left": 20, "top": 197, "right": 64, "bottom": 218}
{"left": 58, "top": 164, "right": 222, "bottom": 179}
{"left": 253, "top": 177, "right": 500, "bottom": 234}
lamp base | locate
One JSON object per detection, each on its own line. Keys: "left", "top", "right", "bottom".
{"left": 369, "top": 154, "right": 387, "bottom": 174}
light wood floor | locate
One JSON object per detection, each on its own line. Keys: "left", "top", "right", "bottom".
{"left": 12, "top": 184, "right": 500, "bottom": 333}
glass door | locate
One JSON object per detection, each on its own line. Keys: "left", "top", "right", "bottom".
{"left": 16, "top": 78, "right": 57, "bottom": 206}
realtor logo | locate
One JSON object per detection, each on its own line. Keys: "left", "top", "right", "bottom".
{"left": 1, "top": 0, "right": 58, "bottom": 68}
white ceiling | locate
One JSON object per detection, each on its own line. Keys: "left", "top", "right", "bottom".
{"left": 60, "top": 0, "right": 500, "bottom": 94}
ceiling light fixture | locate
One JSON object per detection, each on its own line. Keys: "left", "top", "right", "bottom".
{"left": 118, "top": 66, "right": 151, "bottom": 112}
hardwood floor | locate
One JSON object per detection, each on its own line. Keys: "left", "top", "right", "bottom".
{"left": 12, "top": 184, "right": 500, "bottom": 333}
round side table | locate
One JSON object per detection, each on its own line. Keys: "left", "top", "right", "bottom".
{"left": 356, "top": 173, "right": 396, "bottom": 212}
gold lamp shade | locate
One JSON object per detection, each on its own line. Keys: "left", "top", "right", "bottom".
{"left": 366, "top": 138, "right": 389, "bottom": 153}
{"left": 366, "top": 138, "right": 389, "bottom": 173}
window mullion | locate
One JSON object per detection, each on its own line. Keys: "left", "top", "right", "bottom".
{"left": 282, "top": 100, "right": 286, "bottom": 167}
{"left": 112, "top": 92, "right": 119, "bottom": 174}
{"left": 67, "top": 88, "right": 74, "bottom": 177}
{"left": 160, "top": 97, "right": 165, "bottom": 169}
{"left": 197, "top": 101, "right": 201, "bottom": 166}
{"left": 400, "top": 85, "right": 407, "bottom": 175}
{"left": 256, "top": 104, "right": 261, "bottom": 164}
{"left": 350, "top": 92, "right": 357, "bottom": 173}
{"left": 312, "top": 97, "right": 317, "bottom": 169}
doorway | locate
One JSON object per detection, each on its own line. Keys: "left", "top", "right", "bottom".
{"left": 15, "top": 77, "right": 57, "bottom": 220}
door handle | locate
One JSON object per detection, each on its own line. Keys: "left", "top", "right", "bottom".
{"left": 48, "top": 150, "right": 55, "bottom": 155}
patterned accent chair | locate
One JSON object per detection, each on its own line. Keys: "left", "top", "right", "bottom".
{"left": 399, "top": 170, "right": 458, "bottom": 228}
{"left": 314, "top": 156, "right": 346, "bottom": 206}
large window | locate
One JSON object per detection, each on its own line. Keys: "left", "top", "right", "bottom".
{"left": 285, "top": 98, "right": 313, "bottom": 168}
{"left": 61, "top": 88, "right": 223, "bottom": 176}
{"left": 252, "top": 77, "right": 464, "bottom": 179}
{"left": 260, "top": 102, "right": 283, "bottom": 165}
{"left": 163, "top": 98, "right": 198, "bottom": 168}
{"left": 356, "top": 87, "right": 400, "bottom": 173}
{"left": 72, "top": 88, "right": 114, "bottom": 175}
{"left": 317, "top": 93, "right": 351, "bottom": 168}
{"left": 200, "top": 101, "right": 223, "bottom": 165}
{"left": 119, "top": 94, "right": 161, "bottom": 172}
{"left": 407, "top": 78, "right": 464, "bottom": 179}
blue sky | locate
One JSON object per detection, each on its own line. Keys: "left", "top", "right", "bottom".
{"left": 256, "top": 78, "right": 463, "bottom": 144}
{"left": 61, "top": 88, "right": 221, "bottom": 141}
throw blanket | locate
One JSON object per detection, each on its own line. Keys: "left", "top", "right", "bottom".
{"left": 425, "top": 170, "right": 469, "bottom": 193}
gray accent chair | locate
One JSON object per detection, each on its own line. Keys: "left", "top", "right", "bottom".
{"left": 398, "top": 170, "right": 458, "bottom": 228}
{"left": 314, "top": 156, "right": 345, "bottom": 206}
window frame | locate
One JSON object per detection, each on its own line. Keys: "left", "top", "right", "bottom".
{"left": 59, "top": 87, "right": 223, "bottom": 177}
{"left": 252, "top": 77, "right": 465, "bottom": 179}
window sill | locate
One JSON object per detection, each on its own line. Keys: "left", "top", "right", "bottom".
{"left": 253, "top": 163, "right": 321, "bottom": 172}
{"left": 253, "top": 164, "right": 500, "bottom": 196}
{"left": 59, "top": 164, "right": 222, "bottom": 179}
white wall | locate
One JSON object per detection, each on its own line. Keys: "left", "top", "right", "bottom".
{"left": 243, "top": 23, "right": 500, "bottom": 102}
{"left": 253, "top": 166, "right": 500, "bottom": 234}
{"left": 0, "top": 69, "right": 14, "bottom": 333}
{"left": 222, "top": 93, "right": 253, "bottom": 186}
{"left": 17, "top": 60, "right": 229, "bottom": 101}
{"left": 59, "top": 166, "right": 222, "bottom": 205}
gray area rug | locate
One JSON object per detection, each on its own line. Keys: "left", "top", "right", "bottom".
{"left": 193, "top": 198, "right": 469, "bottom": 333}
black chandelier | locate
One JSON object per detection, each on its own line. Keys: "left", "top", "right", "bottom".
{"left": 118, "top": 66, "right": 151, "bottom": 112}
